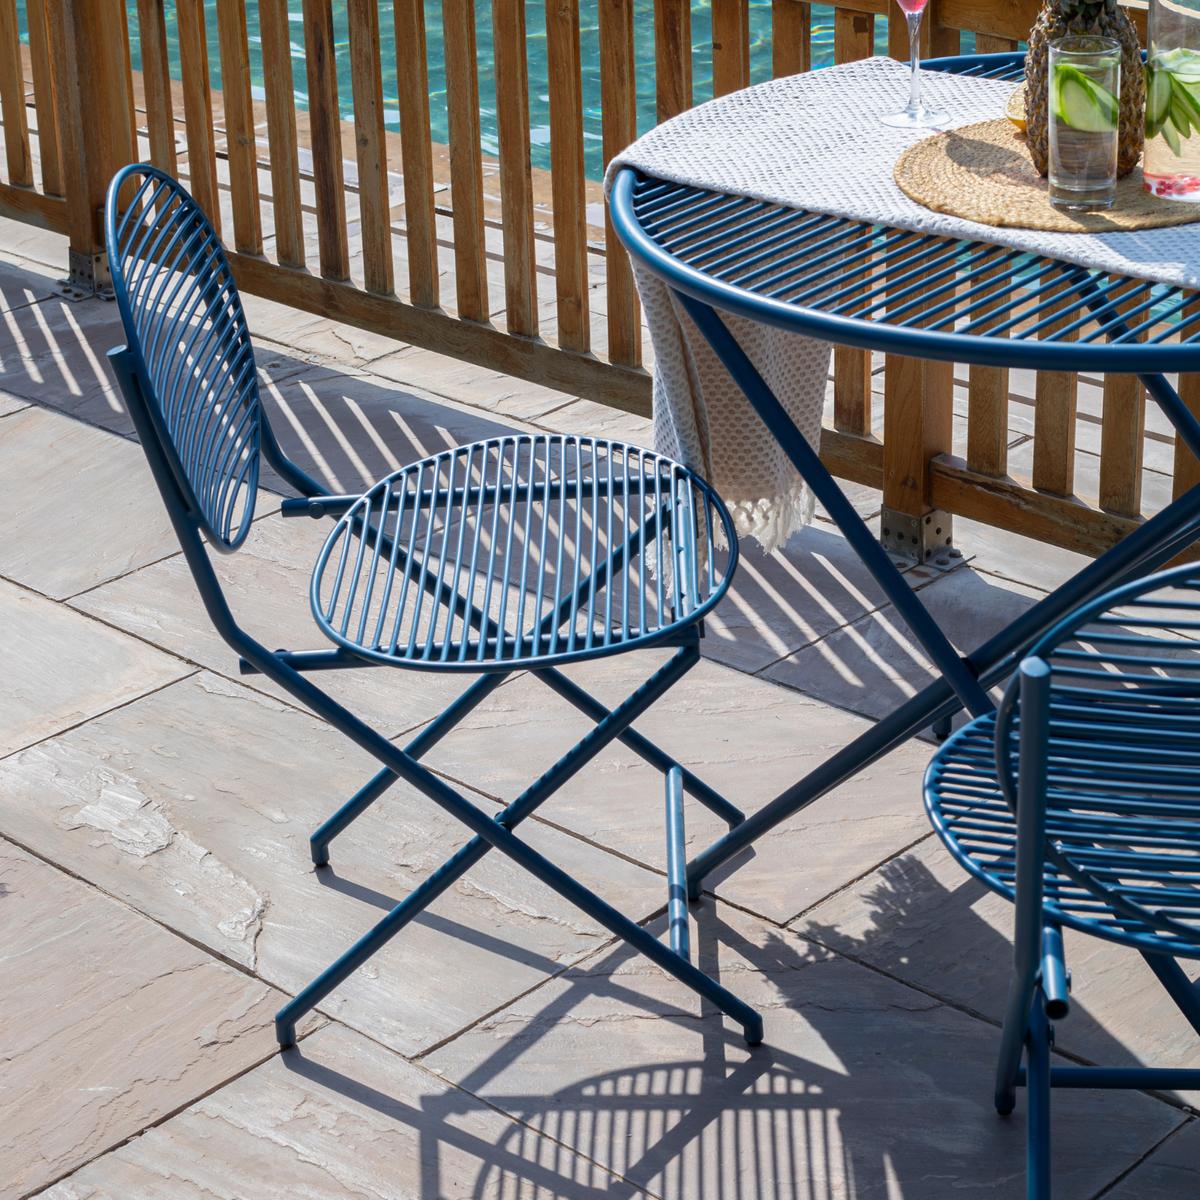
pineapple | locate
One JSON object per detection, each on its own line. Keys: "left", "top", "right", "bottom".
{"left": 1024, "top": 0, "right": 1145, "bottom": 177}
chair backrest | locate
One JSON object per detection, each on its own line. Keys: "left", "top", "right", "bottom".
{"left": 106, "top": 165, "right": 260, "bottom": 552}
{"left": 995, "top": 561, "right": 1200, "bottom": 948}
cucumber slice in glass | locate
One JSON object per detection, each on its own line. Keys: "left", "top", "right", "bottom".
{"left": 1148, "top": 66, "right": 1172, "bottom": 126}
{"left": 1171, "top": 71, "right": 1200, "bottom": 121}
{"left": 1164, "top": 116, "right": 1184, "bottom": 156}
{"left": 1171, "top": 92, "right": 1194, "bottom": 139}
{"left": 1052, "top": 66, "right": 1118, "bottom": 132}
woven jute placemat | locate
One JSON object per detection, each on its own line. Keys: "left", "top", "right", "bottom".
{"left": 894, "top": 117, "right": 1200, "bottom": 232}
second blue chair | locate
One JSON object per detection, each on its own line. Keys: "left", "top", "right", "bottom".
{"left": 926, "top": 562, "right": 1200, "bottom": 1197}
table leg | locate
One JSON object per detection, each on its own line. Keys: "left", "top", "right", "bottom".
{"left": 675, "top": 291, "right": 995, "bottom": 719}
{"left": 671, "top": 305, "right": 1200, "bottom": 893}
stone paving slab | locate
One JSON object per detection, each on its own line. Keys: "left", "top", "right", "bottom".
{"left": 760, "top": 565, "right": 1045, "bottom": 731}
{"left": 370, "top": 345, "right": 580, "bottom": 424}
{"left": 702, "top": 522, "right": 891, "bottom": 674}
{"left": 0, "top": 253, "right": 59, "bottom": 308}
{"left": 34, "top": 1022, "right": 642, "bottom": 1200}
{"left": 0, "top": 577, "right": 191, "bottom": 758}
{"left": 0, "top": 388, "right": 30, "bottom": 417}
{"left": 0, "top": 840, "right": 318, "bottom": 1200}
{"left": 0, "top": 670, "right": 668, "bottom": 1058}
{"left": 1105, "top": 1120, "right": 1200, "bottom": 1199}
{"left": 257, "top": 367, "right": 534, "bottom": 498}
{"left": 0, "top": 405, "right": 179, "bottom": 600}
{"left": 793, "top": 838, "right": 1200, "bottom": 1107}
{"left": 422, "top": 901, "right": 1182, "bottom": 1198}
{"left": 0, "top": 293, "right": 133, "bottom": 435}
{"left": 68, "top": 510, "right": 468, "bottom": 739}
{"left": 425, "top": 652, "right": 933, "bottom": 925}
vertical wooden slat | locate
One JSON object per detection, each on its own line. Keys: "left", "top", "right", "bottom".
{"left": 1173, "top": 374, "right": 1200, "bottom": 499}
{"left": 655, "top": 0, "right": 693, "bottom": 121}
{"left": 967, "top": 365, "right": 1008, "bottom": 476}
{"left": 135, "top": 0, "right": 177, "bottom": 177}
{"left": 837, "top": 8, "right": 875, "bottom": 63}
{"left": 119, "top": 0, "right": 137, "bottom": 159}
{"left": 883, "top": 238, "right": 953, "bottom": 516}
{"left": 833, "top": 8, "right": 874, "bottom": 440}
{"left": 258, "top": 0, "right": 304, "bottom": 268}
{"left": 26, "top": 0, "right": 61, "bottom": 195}
{"left": 302, "top": 0, "right": 349, "bottom": 279}
{"left": 494, "top": 0, "right": 537, "bottom": 336}
{"left": 444, "top": 0, "right": 488, "bottom": 321}
{"left": 600, "top": 0, "right": 640, "bottom": 366}
{"left": 395, "top": 0, "right": 438, "bottom": 307}
{"left": 216, "top": 0, "right": 262, "bottom": 255}
{"left": 834, "top": 236, "right": 871, "bottom": 436}
{"left": 887, "top": 0, "right": 930, "bottom": 60}
{"left": 772, "top": 0, "right": 812, "bottom": 78}
{"left": 0, "top": 0, "right": 33, "bottom": 187}
{"left": 713, "top": 0, "right": 751, "bottom": 97}
{"left": 546, "top": 0, "right": 589, "bottom": 351}
{"left": 1098, "top": 283, "right": 1148, "bottom": 516}
{"left": 967, "top": 267, "right": 1009, "bottom": 478}
{"left": 1032, "top": 370, "right": 1078, "bottom": 495}
{"left": 177, "top": 0, "right": 222, "bottom": 238}
{"left": 23, "top": 0, "right": 58, "bottom": 195}
{"left": 834, "top": 346, "right": 872, "bottom": 435}
{"left": 1100, "top": 373, "right": 1146, "bottom": 514}
{"left": 51, "top": 0, "right": 133, "bottom": 254}
{"left": 1032, "top": 284, "right": 1078, "bottom": 496}
{"left": 347, "top": 0, "right": 393, "bottom": 295}
{"left": 1174, "top": 294, "right": 1200, "bottom": 500}
{"left": 975, "top": 34, "right": 1019, "bottom": 54}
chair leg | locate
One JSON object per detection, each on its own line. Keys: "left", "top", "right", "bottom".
{"left": 1026, "top": 999, "right": 1053, "bottom": 1200}
{"left": 995, "top": 972, "right": 1038, "bottom": 1115}
{"left": 536, "top": 666, "right": 745, "bottom": 830}
{"left": 665, "top": 766, "right": 690, "bottom": 961}
{"left": 309, "top": 671, "right": 510, "bottom": 864}
{"left": 1141, "top": 951, "right": 1200, "bottom": 1038}
{"left": 275, "top": 645, "right": 764, "bottom": 1047}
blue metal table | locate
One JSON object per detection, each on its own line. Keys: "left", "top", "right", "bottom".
{"left": 609, "top": 52, "right": 1200, "bottom": 901}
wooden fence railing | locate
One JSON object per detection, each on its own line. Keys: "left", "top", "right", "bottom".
{"left": 1, "top": 0, "right": 1191, "bottom": 567}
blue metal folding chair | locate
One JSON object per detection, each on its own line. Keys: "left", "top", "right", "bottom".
{"left": 925, "top": 562, "right": 1200, "bottom": 1198}
{"left": 104, "top": 164, "right": 764, "bottom": 1046}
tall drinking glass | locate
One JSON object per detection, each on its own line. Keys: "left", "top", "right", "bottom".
{"left": 1048, "top": 36, "right": 1121, "bottom": 211}
{"left": 880, "top": 0, "right": 949, "bottom": 128}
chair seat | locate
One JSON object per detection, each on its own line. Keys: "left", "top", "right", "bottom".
{"left": 926, "top": 704, "right": 1200, "bottom": 960}
{"left": 310, "top": 434, "right": 737, "bottom": 672}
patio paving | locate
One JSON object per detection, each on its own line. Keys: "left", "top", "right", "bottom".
{"left": 2, "top": 217, "right": 1199, "bottom": 1198}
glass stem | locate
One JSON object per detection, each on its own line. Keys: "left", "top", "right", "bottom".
{"left": 908, "top": 11, "right": 923, "bottom": 112}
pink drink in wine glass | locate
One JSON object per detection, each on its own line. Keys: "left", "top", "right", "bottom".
{"left": 881, "top": 0, "right": 947, "bottom": 127}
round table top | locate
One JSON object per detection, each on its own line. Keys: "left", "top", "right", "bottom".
{"left": 608, "top": 55, "right": 1200, "bottom": 375}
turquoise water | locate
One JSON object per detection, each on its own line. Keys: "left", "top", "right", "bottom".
{"left": 19, "top": 2, "right": 973, "bottom": 181}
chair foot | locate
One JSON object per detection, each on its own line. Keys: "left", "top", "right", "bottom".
{"left": 932, "top": 714, "right": 952, "bottom": 739}
{"left": 743, "top": 1015, "right": 765, "bottom": 1046}
{"left": 275, "top": 1015, "right": 297, "bottom": 1047}
{"left": 310, "top": 838, "right": 331, "bottom": 867}
{"left": 995, "top": 1095, "right": 1015, "bottom": 1116}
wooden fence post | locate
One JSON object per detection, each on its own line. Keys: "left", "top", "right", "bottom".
{"left": 48, "top": 0, "right": 136, "bottom": 295}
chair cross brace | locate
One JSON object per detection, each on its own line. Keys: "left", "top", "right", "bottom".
{"left": 271, "top": 642, "right": 758, "bottom": 1045}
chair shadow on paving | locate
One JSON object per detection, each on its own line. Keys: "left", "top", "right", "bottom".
{"left": 314, "top": 865, "right": 568, "bottom": 976}
{"left": 282, "top": 869, "right": 1166, "bottom": 1199}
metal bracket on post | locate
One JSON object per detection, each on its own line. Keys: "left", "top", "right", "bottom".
{"left": 880, "top": 507, "right": 965, "bottom": 570}
{"left": 57, "top": 249, "right": 114, "bottom": 302}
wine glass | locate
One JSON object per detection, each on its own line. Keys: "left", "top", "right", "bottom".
{"left": 881, "top": 0, "right": 948, "bottom": 128}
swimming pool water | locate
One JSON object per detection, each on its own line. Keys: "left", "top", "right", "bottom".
{"left": 19, "top": 2, "right": 976, "bottom": 182}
